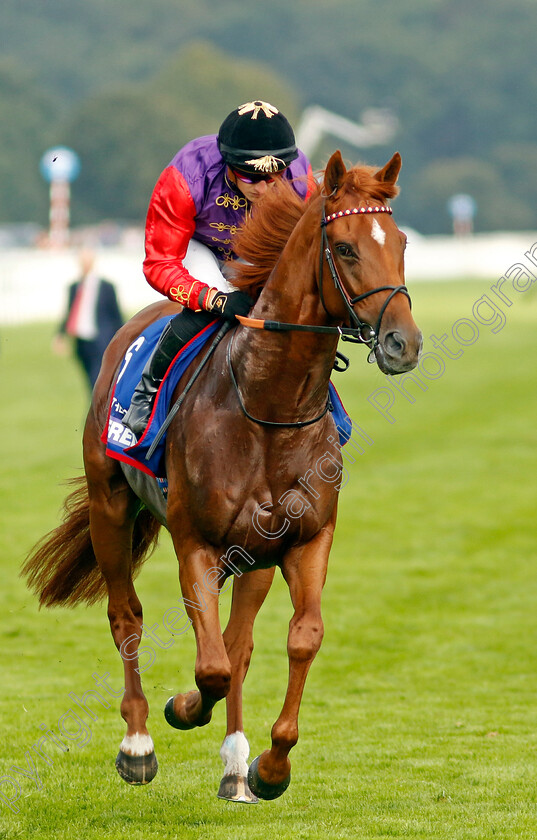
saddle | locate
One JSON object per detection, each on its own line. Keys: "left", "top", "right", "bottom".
{"left": 102, "top": 316, "right": 221, "bottom": 482}
{"left": 102, "top": 317, "right": 351, "bottom": 489}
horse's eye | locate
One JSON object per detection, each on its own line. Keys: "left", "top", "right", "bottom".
{"left": 335, "top": 242, "right": 357, "bottom": 259}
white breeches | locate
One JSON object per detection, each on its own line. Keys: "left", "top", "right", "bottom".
{"left": 183, "top": 240, "right": 236, "bottom": 293}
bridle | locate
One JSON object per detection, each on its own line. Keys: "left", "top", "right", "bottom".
{"left": 318, "top": 203, "right": 411, "bottom": 357}
{"left": 229, "top": 200, "right": 412, "bottom": 428}
{"left": 238, "top": 201, "right": 411, "bottom": 355}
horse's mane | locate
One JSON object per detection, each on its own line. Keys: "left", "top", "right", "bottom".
{"left": 232, "top": 162, "right": 399, "bottom": 296}
{"left": 232, "top": 177, "right": 317, "bottom": 296}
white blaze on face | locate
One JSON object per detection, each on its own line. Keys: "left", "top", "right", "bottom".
{"left": 371, "top": 217, "right": 386, "bottom": 246}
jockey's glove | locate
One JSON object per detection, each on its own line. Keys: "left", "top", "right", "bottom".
{"left": 203, "top": 288, "right": 253, "bottom": 321}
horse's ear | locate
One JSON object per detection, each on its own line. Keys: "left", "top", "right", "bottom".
{"left": 374, "top": 152, "right": 402, "bottom": 185}
{"left": 323, "top": 150, "right": 347, "bottom": 194}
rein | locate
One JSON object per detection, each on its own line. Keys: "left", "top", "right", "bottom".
{"left": 227, "top": 331, "right": 332, "bottom": 429}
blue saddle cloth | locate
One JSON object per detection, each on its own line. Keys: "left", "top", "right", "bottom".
{"left": 103, "top": 315, "right": 352, "bottom": 481}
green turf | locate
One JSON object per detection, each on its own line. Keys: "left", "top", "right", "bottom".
{"left": 1, "top": 276, "right": 536, "bottom": 838}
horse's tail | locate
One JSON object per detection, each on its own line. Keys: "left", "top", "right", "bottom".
{"left": 21, "top": 476, "right": 161, "bottom": 608}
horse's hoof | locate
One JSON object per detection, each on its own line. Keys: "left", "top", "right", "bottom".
{"left": 164, "top": 695, "right": 195, "bottom": 730}
{"left": 247, "top": 755, "right": 291, "bottom": 801}
{"left": 217, "top": 773, "right": 259, "bottom": 804}
{"left": 115, "top": 749, "right": 158, "bottom": 785}
{"left": 164, "top": 693, "right": 212, "bottom": 730}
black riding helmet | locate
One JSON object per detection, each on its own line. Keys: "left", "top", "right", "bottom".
{"left": 217, "top": 100, "right": 299, "bottom": 175}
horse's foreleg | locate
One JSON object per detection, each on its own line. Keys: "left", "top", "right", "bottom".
{"left": 164, "top": 541, "right": 231, "bottom": 731}
{"left": 86, "top": 452, "right": 157, "bottom": 785}
{"left": 248, "top": 512, "right": 335, "bottom": 801}
{"left": 218, "top": 567, "right": 275, "bottom": 803}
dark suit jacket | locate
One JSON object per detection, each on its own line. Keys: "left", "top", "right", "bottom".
{"left": 58, "top": 277, "right": 124, "bottom": 387}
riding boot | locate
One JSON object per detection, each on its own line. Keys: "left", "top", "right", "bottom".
{"left": 122, "top": 310, "right": 214, "bottom": 438}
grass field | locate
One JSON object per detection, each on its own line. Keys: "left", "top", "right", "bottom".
{"left": 1, "top": 276, "right": 536, "bottom": 839}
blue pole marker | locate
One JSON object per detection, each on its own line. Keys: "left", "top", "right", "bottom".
{"left": 40, "top": 146, "right": 81, "bottom": 183}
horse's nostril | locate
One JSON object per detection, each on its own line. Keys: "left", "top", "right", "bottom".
{"left": 384, "top": 330, "right": 406, "bottom": 356}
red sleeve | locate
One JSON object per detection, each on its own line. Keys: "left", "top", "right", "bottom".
{"left": 143, "top": 166, "right": 209, "bottom": 309}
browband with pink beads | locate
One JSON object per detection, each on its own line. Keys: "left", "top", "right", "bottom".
{"left": 322, "top": 205, "right": 393, "bottom": 225}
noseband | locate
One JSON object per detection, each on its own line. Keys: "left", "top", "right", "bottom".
{"left": 320, "top": 203, "right": 411, "bottom": 356}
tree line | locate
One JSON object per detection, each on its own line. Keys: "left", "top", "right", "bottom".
{"left": 2, "top": 0, "right": 537, "bottom": 234}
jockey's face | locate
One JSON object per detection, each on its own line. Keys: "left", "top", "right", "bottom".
{"left": 227, "top": 167, "right": 285, "bottom": 204}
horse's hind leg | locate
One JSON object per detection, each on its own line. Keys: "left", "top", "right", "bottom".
{"left": 248, "top": 513, "right": 335, "bottom": 800}
{"left": 164, "top": 537, "right": 232, "bottom": 729}
{"left": 84, "top": 431, "right": 158, "bottom": 785}
{"left": 217, "top": 567, "right": 276, "bottom": 804}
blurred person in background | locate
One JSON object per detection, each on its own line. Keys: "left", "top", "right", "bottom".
{"left": 53, "top": 247, "right": 124, "bottom": 392}
{"left": 123, "top": 99, "right": 314, "bottom": 438}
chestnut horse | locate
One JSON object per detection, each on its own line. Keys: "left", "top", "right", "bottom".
{"left": 23, "top": 151, "right": 422, "bottom": 802}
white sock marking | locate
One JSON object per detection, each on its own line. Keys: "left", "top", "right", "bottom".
{"left": 220, "top": 731, "right": 250, "bottom": 777}
{"left": 119, "top": 732, "right": 154, "bottom": 756}
{"left": 371, "top": 217, "right": 386, "bottom": 246}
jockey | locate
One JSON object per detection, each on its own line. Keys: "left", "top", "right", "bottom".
{"left": 123, "top": 99, "right": 314, "bottom": 438}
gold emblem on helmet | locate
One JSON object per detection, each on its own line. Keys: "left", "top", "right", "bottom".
{"left": 243, "top": 155, "right": 285, "bottom": 173}
{"left": 237, "top": 101, "right": 279, "bottom": 120}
